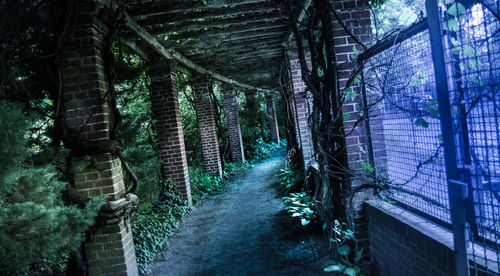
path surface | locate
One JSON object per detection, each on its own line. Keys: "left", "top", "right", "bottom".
{"left": 152, "top": 151, "right": 328, "bottom": 276}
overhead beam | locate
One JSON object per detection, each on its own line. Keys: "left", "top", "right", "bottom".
{"left": 150, "top": 13, "right": 285, "bottom": 37}
{"left": 282, "top": 0, "right": 312, "bottom": 47}
{"left": 129, "top": 0, "right": 269, "bottom": 17}
{"left": 136, "top": 4, "right": 277, "bottom": 25}
{"left": 164, "top": 25, "right": 287, "bottom": 42}
{"left": 97, "top": 0, "right": 272, "bottom": 92}
{"left": 178, "top": 32, "right": 283, "bottom": 48}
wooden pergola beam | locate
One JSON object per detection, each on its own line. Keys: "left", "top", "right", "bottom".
{"left": 94, "top": 1, "right": 273, "bottom": 92}
{"left": 150, "top": 13, "right": 285, "bottom": 37}
{"left": 282, "top": 0, "right": 312, "bottom": 47}
{"left": 129, "top": 0, "right": 269, "bottom": 17}
{"left": 163, "top": 25, "right": 286, "bottom": 42}
{"left": 136, "top": 4, "right": 277, "bottom": 25}
{"left": 178, "top": 32, "right": 283, "bottom": 49}
{"left": 186, "top": 41, "right": 283, "bottom": 60}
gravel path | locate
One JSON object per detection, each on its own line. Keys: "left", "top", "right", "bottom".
{"left": 152, "top": 151, "right": 327, "bottom": 276}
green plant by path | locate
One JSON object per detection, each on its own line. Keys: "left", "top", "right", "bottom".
{"left": 283, "top": 192, "right": 317, "bottom": 226}
{"left": 323, "top": 220, "right": 364, "bottom": 276}
{"left": 279, "top": 162, "right": 304, "bottom": 195}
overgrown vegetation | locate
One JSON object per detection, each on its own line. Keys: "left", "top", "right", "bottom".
{"left": 0, "top": 101, "right": 104, "bottom": 275}
{"left": 323, "top": 220, "right": 363, "bottom": 275}
{"left": 279, "top": 153, "right": 319, "bottom": 227}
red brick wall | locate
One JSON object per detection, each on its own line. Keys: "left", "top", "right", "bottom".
{"left": 287, "top": 50, "right": 314, "bottom": 168}
{"left": 265, "top": 94, "right": 280, "bottom": 145}
{"left": 331, "top": 0, "right": 373, "bottom": 261}
{"left": 193, "top": 79, "right": 223, "bottom": 176}
{"left": 61, "top": 2, "right": 138, "bottom": 275}
{"left": 222, "top": 89, "right": 245, "bottom": 162}
{"left": 331, "top": 0, "right": 372, "bottom": 172}
{"left": 149, "top": 65, "right": 192, "bottom": 205}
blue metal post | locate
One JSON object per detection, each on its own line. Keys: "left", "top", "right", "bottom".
{"left": 425, "top": 0, "right": 470, "bottom": 275}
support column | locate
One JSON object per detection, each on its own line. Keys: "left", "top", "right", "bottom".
{"left": 332, "top": 0, "right": 373, "bottom": 172}
{"left": 266, "top": 94, "right": 280, "bottom": 145}
{"left": 331, "top": 0, "right": 373, "bottom": 262}
{"left": 60, "top": 2, "right": 138, "bottom": 275}
{"left": 287, "top": 50, "right": 314, "bottom": 168}
{"left": 192, "top": 78, "right": 223, "bottom": 176}
{"left": 148, "top": 63, "right": 192, "bottom": 205}
{"left": 222, "top": 89, "right": 245, "bottom": 162}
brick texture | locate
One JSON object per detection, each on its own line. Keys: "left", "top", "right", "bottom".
{"left": 331, "top": 0, "right": 372, "bottom": 172}
{"left": 61, "top": 2, "right": 138, "bottom": 275}
{"left": 330, "top": 0, "right": 375, "bottom": 264}
{"left": 287, "top": 50, "right": 314, "bottom": 168}
{"left": 365, "top": 201, "right": 456, "bottom": 276}
{"left": 222, "top": 89, "right": 245, "bottom": 162}
{"left": 148, "top": 64, "right": 192, "bottom": 205}
{"left": 193, "top": 78, "right": 223, "bottom": 176}
{"left": 266, "top": 94, "right": 280, "bottom": 145}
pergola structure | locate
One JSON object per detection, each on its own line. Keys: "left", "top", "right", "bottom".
{"left": 108, "top": 0, "right": 308, "bottom": 91}
{"left": 60, "top": 0, "right": 371, "bottom": 275}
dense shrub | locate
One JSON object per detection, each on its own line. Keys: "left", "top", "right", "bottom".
{"left": 0, "top": 101, "right": 103, "bottom": 275}
{"left": 245, "top": 138, "right": 284, "bottom": 163}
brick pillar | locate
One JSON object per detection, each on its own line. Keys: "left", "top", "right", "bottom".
{"left": 331, "top": 0, "right": 373, "bottom": 261}
{"left": 148, "top": 64, "right": 192, "bottom": 205}
{"left": 266, "top": 94, "right": 280, "bottom": 145}
{"left": 192, "top": 78, "right": 223, "bottom": 176}
{"left": 60, "top": 2, "right": 138, "bottom": 275}
{"left": 332, "top": 0, "right": 372, "bottom": 172}
{"left": 287, "top": 50, "right": 314, "bottom": 168}
{"left": 222, "top": 89, "right": 245, "bottom": 162}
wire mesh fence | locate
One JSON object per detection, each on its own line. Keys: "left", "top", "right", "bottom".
{"left": 442, "top": 2, "right": 500, "bottom": 273}
{"left": 360, "top": 0, "right": 500, "bottom": 274}
{"left": 363, "top": 30, "right": 452, "bottom": 225}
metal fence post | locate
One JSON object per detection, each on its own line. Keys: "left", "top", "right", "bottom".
{"left": 425, "top": 0, "right": 470, "bottom": 274}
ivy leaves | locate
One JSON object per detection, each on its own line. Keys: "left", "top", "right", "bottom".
{"left": 444, "top": 2, "right": 466, "bottom": 32}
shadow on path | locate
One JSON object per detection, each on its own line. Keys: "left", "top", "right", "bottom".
{"left": 152, "top": 150, "right": 328, "bottom": 276}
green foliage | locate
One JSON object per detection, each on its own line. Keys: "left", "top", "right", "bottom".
{"left": 283, "top": 192, "right": 317, "bottom": 227}
{"left": 360, "top": 161, "right": 375, "bottom": 173}
{"left": 323, "top": 220, "right": 363, "bottom": 275}
{"left": 0, "top": 101, "right": 103, "bottom": 275}
{"left": 223, "top": 161, "right": 251, "bottom": 177}
{"left": 116, "top": 69, "right": 161, "bottom": 202}
{"left": 371, "top": 0, "right": 424, "bottom": 38}
{"left": 131, "top": 186, "right": 191, "bottom": 275}
{"left": 189, "top": 167, "right": 224, "bottom": 205}
{"left": 245, "top": 137, "right": 282, "bottom": 163}
{"left": 279, "top": 159, "right": 315, "bottom": 227}
{"left": 279, "top": 162, "right": 305, "bottom": 195}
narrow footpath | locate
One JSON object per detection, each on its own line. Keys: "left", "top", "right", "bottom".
{"left": 152, "top": 151, "right": 328, "bottom": 275}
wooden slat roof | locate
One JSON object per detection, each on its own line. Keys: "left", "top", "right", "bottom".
{"left": 120, "top": 0, "right": 303, "bottom": 91}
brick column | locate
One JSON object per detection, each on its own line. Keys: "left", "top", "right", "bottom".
{"left": 287, "top": 50, "right": 314, "bottom": 168}
{"left": 331, "top": 0, "right": 373, "bottom": 261}
{"left": 192, "top": 78, "right": 223, "bottom": 176}
{"left": 266, "top": 94, "right": 280, "bottom": 145}
{"left": 60, "top": 2, "right": 138, "bottom": 275}
{"left": 222, "top": 89, "right": 245, "bottom": 162}
{"left": 332, "top": 0, "right": 372, "bottom": 172}
{"left": 148, "top": 64, "right": 192, "bottom": 205}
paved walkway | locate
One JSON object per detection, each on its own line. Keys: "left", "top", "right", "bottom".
{"left": 152, "top": 151, "right": 327, "bottom": 276}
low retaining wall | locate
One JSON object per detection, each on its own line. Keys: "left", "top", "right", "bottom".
{"left": 365, "top": 200, "right": 456, "bottom": 275}
{"left": 365, "top": 200, "right": 499, "bottom": 276}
